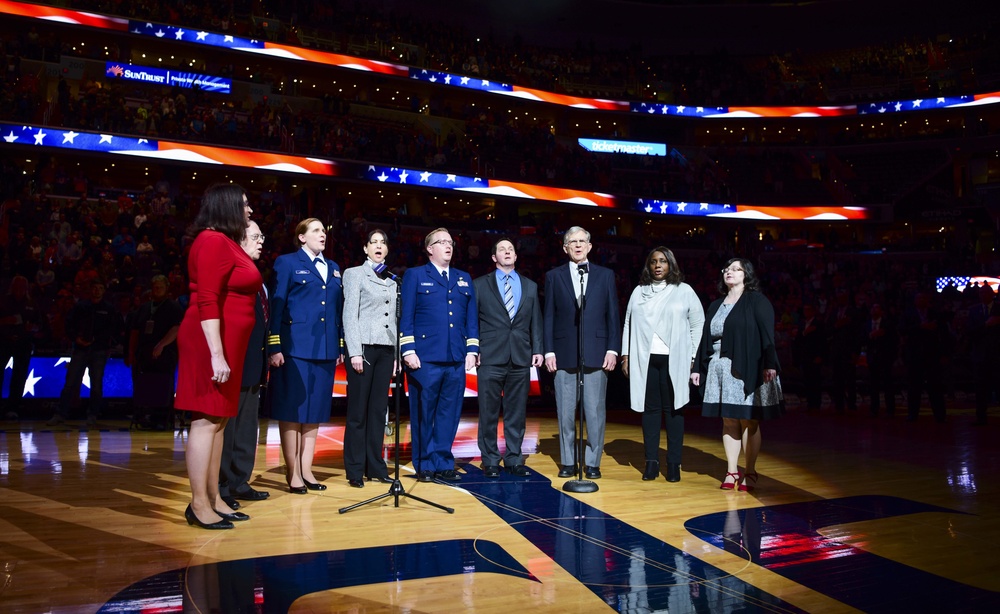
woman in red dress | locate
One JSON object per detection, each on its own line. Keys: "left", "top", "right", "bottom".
{"left": 174, "top": 183, "right": 259, "bottom": 529}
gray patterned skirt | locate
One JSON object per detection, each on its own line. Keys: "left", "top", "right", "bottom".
{"left": 701, "top": 354, "right": 784, "bottom": 420}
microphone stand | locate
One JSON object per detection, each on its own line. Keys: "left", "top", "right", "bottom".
{"left": 340, "top": 274, "right": 454, "bottom": 514}
{"left": 564, "top": 265, "right": 598, "bottom": 493}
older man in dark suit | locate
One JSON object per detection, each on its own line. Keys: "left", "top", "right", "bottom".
{"left": 473, "top": 238, "right": 543, "bottom": 478}
{"left": 543, "top": 226, "right": 621, "bottom": 479}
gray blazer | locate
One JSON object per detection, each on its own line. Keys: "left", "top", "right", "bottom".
{"left": 342, "top": 262, "right": 398, "bottom": 356}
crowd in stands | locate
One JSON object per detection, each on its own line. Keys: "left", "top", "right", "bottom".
{"left": 57, "top": 0, "right": 1000, "bottom": 106}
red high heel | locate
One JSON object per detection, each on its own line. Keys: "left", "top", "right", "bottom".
{"left": 720, "top": 471, "right": 741, "bottom": 490}
{"left": 739, "top": 471, "right": 759, "bottom": 492}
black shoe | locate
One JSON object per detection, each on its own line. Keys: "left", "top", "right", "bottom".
{"left": 215, "top": 509, "right": 250, "bottom": 522}
{"left": 584, "top": 466, "right": 602, "bottom": 479}
{"left": 366, "top": 475, "right": 393, "bottom": 484}
{"left": 557, "top": 464, "right": 577, "bottom": 478}
{"left": 666, "top": 463, "right": 681, "bottom": 483}
{"left": 483, "top": 465, "right": 501, "bottom": 478}
{"left": 417, "top": 470, "right": 435, "bottom": 483}
{"left": 233, "top": 488, "right": 270, "bottom": 501}
{"left": 435, "top": 469, "right": 461, "bottom": 482}
{"left": 348, "top": 478, "right": 364, "bottom": 488}
{"left": 221, "top": 496, "right": 241, "bottom": 510}
{"left": 286, "top": 479, "right": 308, "bottom": 494}
{"left": 303, "top": 479, "right": 327, "bottom": 491}
{"left": 505, "top": 465, "right": 529, "bottom": 477}
{"left": 185, "top": 504, "right": 234, "bottom": 530}
{"left": 642, "top": 460, "right": 659, "bottom": 481}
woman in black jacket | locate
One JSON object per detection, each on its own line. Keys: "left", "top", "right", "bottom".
{"left": 691, "top": 258, "right": 783, "bottom": 492}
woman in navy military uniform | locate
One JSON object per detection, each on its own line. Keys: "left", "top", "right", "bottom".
{"left": 268, "top": 218, "right": 345, "bottom": 494}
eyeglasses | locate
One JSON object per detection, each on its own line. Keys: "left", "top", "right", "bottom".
{"left": 431, "top": 239, "right": 455, "bottom": 247}
{"left": 249, "top": 233, "right": 266, "bottom": 242}
{"left": 721, "top": 266, "right": 744, "bottom": 274}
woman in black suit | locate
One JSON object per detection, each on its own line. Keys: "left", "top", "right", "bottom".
{"left": 342, "top": 229, "right": 397, "bottom": 488}
{"left": 691, "top": 258, "right": 782, "bottom": 492}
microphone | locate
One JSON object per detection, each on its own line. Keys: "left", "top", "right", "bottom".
{"left": 577, "top": 263, "right": 589, "bottom": 275}
{"left": 372, "top": 261, "right": 398, "bottom": 281}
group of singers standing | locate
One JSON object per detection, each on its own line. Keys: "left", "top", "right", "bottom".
{"left": 173, "top": 184, "right": 784, "bottom": 530}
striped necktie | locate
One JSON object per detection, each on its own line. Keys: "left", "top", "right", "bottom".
{"left": 503, "top": 274, "right": 515, "bottom": 320}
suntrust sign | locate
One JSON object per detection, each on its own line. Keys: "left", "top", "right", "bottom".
{"left": 105, "top": 62, "right": 231, "bottom": 94}
{"left": 578, "top": 137, "right": 666, "bottom": 156}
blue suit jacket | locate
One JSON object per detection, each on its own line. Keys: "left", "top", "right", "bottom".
{"left": 543, "top": 262, "right": 621, "bottom": 369}
{"left": 268, "top": 250, "right": 344, "bottom": 360}
{"left": 399, "top": 263, "right": 479, "bottom": 362}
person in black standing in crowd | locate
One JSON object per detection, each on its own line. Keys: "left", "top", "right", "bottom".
{"left": 967, "top": 285, "right": 999, "bottom": 426}
{"left": 900, "top": 292, "right": 949, "bottom": 423}
{"left": 826, "top": 290, "right": 861, "bottom": 414}
{"left": 1, "top": 276, "right": 41, "bottom": 420}
{"left": 126, "top": 275, "right": 182, "bottom": 430}
{"left": 48, "top": 279, "right": 121, "bottom": 427}
{"left": 794, "top": 303, "right": 826, "bottom": 411}
{"left": 473, "top": 238, "right": 544, "bottom": 479}
{"left": 219, "top": 221, "right": 271, "bottom": 509}
{"left": 863, "top": 303, "right": 899, "bottom": 417}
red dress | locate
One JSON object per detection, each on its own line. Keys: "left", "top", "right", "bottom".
{"left": 174, "top": 231, "right": 262, "bottom": 417}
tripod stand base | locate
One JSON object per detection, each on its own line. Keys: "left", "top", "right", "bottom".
{"left": 562, "top": 479, "right": 599, "bottom": 493}
{"left": 338, "top": 479, "right": 455, "bottom": 514}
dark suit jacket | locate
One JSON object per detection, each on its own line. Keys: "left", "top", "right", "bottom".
{"left": 242, "top": 289, "right": 267, "bottom": 387}
{"left": 473, "top": 270, "right": 542, "bottom": 367}
{"left": 543, "top": 262, "right": 621, "bottom": 369}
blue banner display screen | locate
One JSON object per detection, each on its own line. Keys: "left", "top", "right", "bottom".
{"left": 105, "top": 62, "right": 232, "bottom": 94}
{"left": 578, "top": 138, "right": 666, "bottom": 156}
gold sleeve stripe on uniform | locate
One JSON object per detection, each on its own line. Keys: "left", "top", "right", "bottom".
{"left": 466, "top": 338, "right": 480, "bottom": 346}
{"left": 268, "top": 335, "right": 282, "bottom": 343}
{"left": 399, "top": 335, "right": 415, "bottom": 344}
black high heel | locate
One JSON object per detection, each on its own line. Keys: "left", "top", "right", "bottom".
{"left": 185, "top": 504, "right": 234, "bottom": 530}
{"left": 303, "top": 479, "right": 327, "bottom": 491}
{"left": 286, "top": 477, "right": 307, "bottom": 494}
{"left": 215, "top": 509, "right": 250, "bottom": 522}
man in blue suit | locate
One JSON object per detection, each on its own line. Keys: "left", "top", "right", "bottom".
{"left": 400, "top": 228, "right": 479, "bottom": 483}
{"left": 544, "top": 226, "right": 621, "bottom": 479}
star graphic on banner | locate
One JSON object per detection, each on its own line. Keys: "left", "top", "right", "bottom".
{"left": 644, "top": 204, "right": 653, "bottom": 213}
{"left": 398, "top": 170, "right": 409, "bottom": 183}
{"left": 723, "top": 204, "right": 732, "bottom": 209}
{"left": 877, "top": 107, "right": 886, "bottom": 113}
{"left": 421, "top": 69, "right": 428, "bottom": 74}
{"left": 460, "top": 76, "right": 470, "bottom": 85}
{"left": 696, "top": 107, "right": 704, "bottom": 114}
{"left": 99, "top": 134, "right": 113, "bottom": 144}
{"left": 175, "top": 29, "right": 185, "bottom": 40}
{"left": 131, "top": 29, "right": 142, "bottom": 34}
{"left": 913, "top": 99, "right": 923, "bottom": 107}
{"left": 368, "top": 165, "right": 375, "bottom": 172}
{"left": 377, "top": 172, "right": 388, "bottom": 182}
{"left": 155, "top": 29, "right": 165, "bottom": 37}
{"left": 700, "top": 203, "right": 709, "bottom": 210}
{"left": 33, "top": 129, "right": 47, "bottom": 145}
{"left": 937, "top": 97, "right": 946, "bottom": 104}
{"left": 62, "top": 131, "right": 79, "bottom": 144}
{"left": 649, "top": 107, "right": 656, "bottom": 114}
{"left": 196, "top": 31, "right": 209, "bottom": 40}
{"left": 677, "top": 202, "right": 687, "bottom": 212}
{"left": 481, "top": 80, "right": 490, "bottom": 87}
{"left": 224, "top": 35, "right": 234, "bottom": 43}
{"left": 138, "top": 138, "right": 148, "bottom": 144}
{"left": 3, "top": 131, "right": 17, "bottom": 143}
{"left": 54, "top": 357, "right": 71, "bottom": 367}
{"left": 429, "top": 75, "right": 437, "bottom": 83}
{"left": 894, "top": 102, "right": 902, "bottom": 111}
{"left": 22, "top": 369, "right": 42, "bottom": 397}
{"left": 446, "top": 174, "right": 457, "bottom": 182}
{"left": 145, "top": 22, "right": 153, "bottom": 28}
{"left": 83, "top": 368, "right": 91, "bottom": 390}
{"left": 676, "top": 105, "right": 686, "bottom": 114}
{"left": 419, "top": 171, "right": 432, "bottom": 182}
{"left": 473, "top": 177, "right": 482, "bottom": 182}
{"left": 4, "top": 357, "right": 11, "bottom": 369}
{"left": 444, "top": 75, "right": 452, "bottom": 84}
{"left": 659, "top": 203, "right": 668, "bottom": 214}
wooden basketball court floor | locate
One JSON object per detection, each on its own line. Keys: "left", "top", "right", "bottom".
{"left": 1, "top": 403, "right": 998, "bottom": 613}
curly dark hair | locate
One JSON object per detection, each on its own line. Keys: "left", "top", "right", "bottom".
{"left": 639, "top": 246, "right": 684, "bottom": 286}
{"left": 716, "top": 258, "right": 760, "bottom": 295}
{"left": 192, "top": 183, "right": 247, "bottom": 243}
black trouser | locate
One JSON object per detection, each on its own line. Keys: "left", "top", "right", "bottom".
{"left": 906, "top": 358, "right": 945, "bottom": 422}
{"left": 641, "top": 354, "right": 684, "bottom": 464}
{"left": 868, "top": 358, "right": 895, "bottom": 416}
{"left": 344, "top": 344, "right": 393, "bottom": 481}
{"left": 219, "top": 385, "right": 262, "bottom": 497}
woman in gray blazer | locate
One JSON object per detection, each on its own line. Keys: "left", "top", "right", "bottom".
{"left": 342, "top": 229, "right": 397, "bottom": 488}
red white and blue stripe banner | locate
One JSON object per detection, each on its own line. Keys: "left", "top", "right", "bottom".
{"left": 3, "top": 1, "right": 996, "bottom": 119}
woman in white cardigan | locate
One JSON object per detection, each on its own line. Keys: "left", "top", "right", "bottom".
{"left": 621, "top": 247, "right": 705, "bottom": 482}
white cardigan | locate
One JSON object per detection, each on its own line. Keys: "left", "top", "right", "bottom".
{"left": 622, "top": 282, "right": 705, "bottom": 412}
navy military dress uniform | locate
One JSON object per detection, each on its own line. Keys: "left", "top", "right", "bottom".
{"left": 399, "top": 263, "right": 479, "bottom": 475}
{"left": 268, "top": 250, "right": 345, "bottom": 424}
